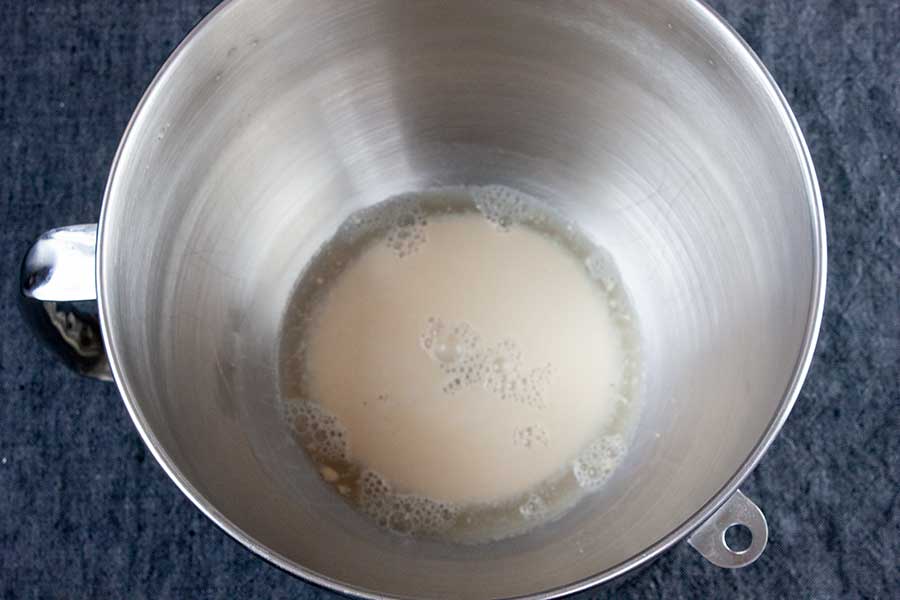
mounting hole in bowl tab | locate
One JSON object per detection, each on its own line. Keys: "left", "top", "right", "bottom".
{"left": 687, "top": 489, "right": 768, "bottom": 568}
{"left": 724, "top": 523, "right": 753, "bottom": 553}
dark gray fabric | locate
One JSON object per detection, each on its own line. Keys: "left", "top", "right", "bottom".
{"left": 1, "top": 1, "right": 897, "bottom": 598}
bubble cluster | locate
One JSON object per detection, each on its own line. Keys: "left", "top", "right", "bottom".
{"left": 340, "top": 198, "right": 429, "bottom": 258}
{"left": 470, "top": 185, "right": 535, "bottom": 231}
{"left": 583, "top": 248, "right": 642, "bottom": 349}
{"left": 384, "top": 206, "right": 428, "bottom": 257}
{"left": 485, "top": 356, "right": 552, "bottom": 409}
{"left": 513, "top": 425, "right": 551, "bottom": 449}
{"left": 518, "top": 493, "right": 549, "bottom": 519}
{"left": 359, "top": 470, "right": 460, "bottom": 536}
{"left": 281, "top": 398, "right": 349, "bottom": 461}
{"left": 572, "top": 434, "right": 626, "bottom": 489}
{"left": 282, "top": 398, "right": 461, "bottom": 538}
{"left": 420, "top": 318, "right": 552, "bottom": 408}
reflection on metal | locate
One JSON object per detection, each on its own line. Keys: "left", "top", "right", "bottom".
{"left": 20, "top": 224, "right": 112, "bottom": 381}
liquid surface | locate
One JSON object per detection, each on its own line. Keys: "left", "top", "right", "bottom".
{"left": 278, "top": 187, "right": 640, "bottom": 542}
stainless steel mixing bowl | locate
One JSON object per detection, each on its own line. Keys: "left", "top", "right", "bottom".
{"left": 20, "top": 1, "right": 826, "bottom": 597}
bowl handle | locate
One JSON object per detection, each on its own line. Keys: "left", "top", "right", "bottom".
{"left": 19, "top": 224, "right": 112, "bottom": 381}
{"left": 688, "top": 489, "right": 769, "bottom": 568}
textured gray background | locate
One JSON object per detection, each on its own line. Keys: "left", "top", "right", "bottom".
{"left": 1, "top": 1, "right": 897, "bottom": 598}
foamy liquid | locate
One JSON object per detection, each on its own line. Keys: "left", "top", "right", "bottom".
{"left": 278, "top": 187, "right": 641, "bottom": 543}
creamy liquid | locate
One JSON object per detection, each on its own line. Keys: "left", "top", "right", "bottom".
{"left": 279, "top": 187, "right": 640, "bottom": 542}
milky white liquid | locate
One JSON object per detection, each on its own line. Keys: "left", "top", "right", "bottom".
{"left": 279, "top": 187, "right": 640, "bottom": 542}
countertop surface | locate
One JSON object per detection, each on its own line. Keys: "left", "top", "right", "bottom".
{"left": 1, "top": 1, "right": 897, "bottom": 598}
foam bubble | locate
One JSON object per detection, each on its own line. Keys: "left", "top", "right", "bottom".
{"left": 572, "top": 434, "right": 625, "bottom": 488}
{"left": 420, "top": 318, "right": 480, "bottom": 366}
{"left": 519, "top": 493, "right": 549, "bottom": 519}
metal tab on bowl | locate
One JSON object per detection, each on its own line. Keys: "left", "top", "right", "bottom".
{"left": 688, "top": 489, "right": 768, "bottom": 568}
